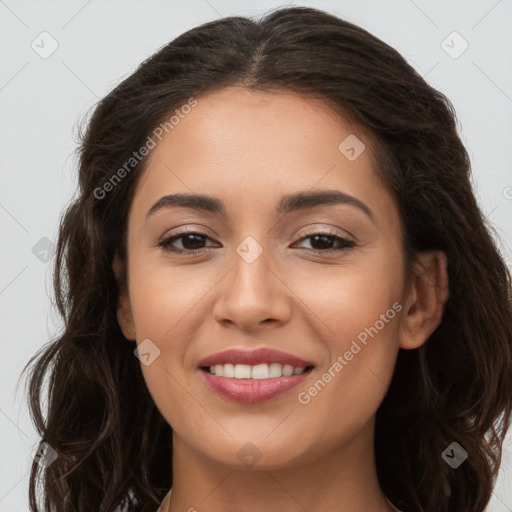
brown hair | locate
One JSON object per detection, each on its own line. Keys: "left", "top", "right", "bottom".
{"left": 21, "top": 6, "right": 512, "bottom": 512}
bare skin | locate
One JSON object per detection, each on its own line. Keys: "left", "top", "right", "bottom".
{"left": 114, "top": 86, "right": 448, "bottom": 512}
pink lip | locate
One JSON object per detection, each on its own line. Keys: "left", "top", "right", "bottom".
{"left": 197, "top": 348, "right": 315, "bottom": 403}
{"left": 200, "top": 369, "right": 313, "bottom": 403}
{"left": 197, "top": 347, "right": 313, "bottom": 368}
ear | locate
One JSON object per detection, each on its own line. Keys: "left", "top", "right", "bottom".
{"left": 398, "top": 251, "right": 449, "bottom": 349}
{"left": 112, "top": 253, "right": 136, "bottom": 341}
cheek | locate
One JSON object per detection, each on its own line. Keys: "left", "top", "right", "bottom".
{"left": 129, "top": 260, "right": 210, "bottom": 341}
{"left": 290, "top": 252, "right": 402, "bottom": 424}
{"left": 296, "top": 247, "right": 403, "bottom": 346}
{"left": 130, "top": 281, "right": 202, "bottom": 393}
{"left": 126, "top": 260, "right": 220, "bottom": 420}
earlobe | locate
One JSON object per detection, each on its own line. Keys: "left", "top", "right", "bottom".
{"left": 112, "top": 254, "right": 136, "bottom": 342}
{"left": 398, "top": 251, "right": 449, "bottom": 350}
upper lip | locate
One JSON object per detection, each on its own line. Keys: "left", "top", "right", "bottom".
{"left": 198, "top": 348, "right": 314, "bottom": 368}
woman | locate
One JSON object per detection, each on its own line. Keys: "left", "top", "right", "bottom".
{"left": 22, "top": 6, "right": 512, "bottom": 512}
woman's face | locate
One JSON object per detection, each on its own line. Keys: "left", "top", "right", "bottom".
{"left": 117, "top": 86, "right": 411, "bottom": 469}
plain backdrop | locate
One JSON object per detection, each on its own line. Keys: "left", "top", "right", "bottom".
{"left": 1, "top": 1, "right": 511, "bottom": 510}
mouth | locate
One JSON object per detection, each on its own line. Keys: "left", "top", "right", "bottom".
{"left": 197, "top": 348, "right": 315, "bottom": 403}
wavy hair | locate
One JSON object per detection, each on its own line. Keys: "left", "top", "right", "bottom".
{"left": 21, "top": 6, "right": 512, "bottom": 512}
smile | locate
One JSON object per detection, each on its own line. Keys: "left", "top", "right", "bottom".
{"left": 197, "top": 347, "right": 316, "bottom": 403}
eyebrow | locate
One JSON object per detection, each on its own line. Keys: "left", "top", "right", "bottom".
{"left": 145, "top": 189, "right": 374, "bottom": 223}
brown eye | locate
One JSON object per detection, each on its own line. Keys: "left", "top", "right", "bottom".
{"left": 294, "top": 232, "right": 356, "bottom": 252}
{"left": 158, "top": 232, "right": 216, "bottom": 254}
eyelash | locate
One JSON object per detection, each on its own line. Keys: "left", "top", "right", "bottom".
{"left": 157, "top": 229, "right": 356, "bottom": 255}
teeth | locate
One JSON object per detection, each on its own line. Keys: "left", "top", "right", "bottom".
{"left": 251, "top": 363, "right": 269, "bottom": 379}
{"left": 269, "top": 363, "right": 282, "bottom": 378}
{"left": 223, "top": 363, "right": 235, "bottom": 378}
{"left": 282, "top": 364, "right": 294, "bottom": 376}
{"left": 208, "top": 363, "right": 308, "bottom": 379}
{"left": 234, "top": 364, "right": 251, "bottom": 379}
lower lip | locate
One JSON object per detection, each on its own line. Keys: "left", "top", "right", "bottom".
{"left": 200, "top": 368, "right": 313, "bottom": 403}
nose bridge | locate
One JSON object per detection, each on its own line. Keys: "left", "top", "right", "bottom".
{"left": 213, "top": 233, "right": 289, "bottom": 328}
{"left": 231, "top": 234, "right": 276, "bottom": 303}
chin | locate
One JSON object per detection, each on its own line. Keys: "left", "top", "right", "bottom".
{"left": 193, "top": 432, "right": 315, "bottom": 470}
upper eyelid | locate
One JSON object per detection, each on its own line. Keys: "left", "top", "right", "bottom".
{"left": 163, "top": 227, "right": 351, "bottom": 239}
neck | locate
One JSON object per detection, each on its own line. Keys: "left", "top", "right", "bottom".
{"left": 167, "top": 417, "right": 393, "bottom": 512}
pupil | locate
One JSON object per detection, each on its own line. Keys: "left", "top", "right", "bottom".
{"left": 311, "top": 235, "right": 332, "bottom": 250}
{"left": 183, "top": 234, "right": 204, "bottom": 249}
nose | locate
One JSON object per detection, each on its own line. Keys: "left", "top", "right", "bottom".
{"left": 212, "top": 243, "right": 292, "bottom": 331}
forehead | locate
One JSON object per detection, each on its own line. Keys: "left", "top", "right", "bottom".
{"left": 130, "top": 87, "right": 393, "bottom": 223}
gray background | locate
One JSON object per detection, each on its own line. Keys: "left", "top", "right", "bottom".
{"left": 1, "top": 0, "right": 511, "bottom": 510}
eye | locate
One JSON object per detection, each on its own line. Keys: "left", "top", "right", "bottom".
{"left": 157, "top": 231, "right": 217, "bottom": 254}
{"left": 157, "top": 229, "right": 356, "bottom": 255}
{"left": 293, "top": 230, "right": 356, "bottom": 252}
